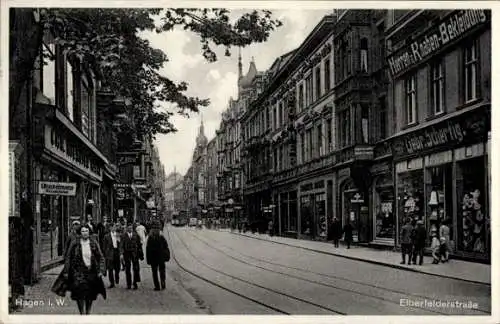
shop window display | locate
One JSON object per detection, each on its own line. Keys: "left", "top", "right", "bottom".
{"left": 300, "top": 196, "right": 312, "bottom": 235}
{"left": 289, "top": 191, "right": 298, "bottom": 232}
{"left": 426, "top": 165, "right": 453, "bottom": 246}
{"left": 280, "top": 193, "right": 289, "bottom": 232}
{"left": 456, "top": 157, "right": 488, "bottom": 255}
{"left": 315, "top": 193, "right": 327, "bottom": 238}
{"left": 375, "top": 190, "right": 394, "bottom": 239}
{"left": 397, "top": 170, "right": 424, "bottom": 245}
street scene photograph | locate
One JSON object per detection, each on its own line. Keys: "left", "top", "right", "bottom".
{"left": 5, "top": 4, "right": 494, "bottom": 322}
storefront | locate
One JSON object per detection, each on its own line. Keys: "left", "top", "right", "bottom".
{"left": 31, "top": 104, "right": 106, "bottom": 274}
{"left": 392, "top": 105, "right": 490, "bottom": 260}
{"left": 277, "top": 189, "right": 298, "bottom": 235}
{"left": 372, "top": 169, "right": 395, "bottom": 244}
{"left": 298, "top": 178, "right": 331, "bottom": 240}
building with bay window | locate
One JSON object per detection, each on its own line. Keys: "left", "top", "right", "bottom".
{"left": 385, "top": 9, "right": 491, "bottom": 262}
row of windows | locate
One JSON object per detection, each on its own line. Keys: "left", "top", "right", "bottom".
{"left": 38, "top": 32, "right": 96, "bottom": 143}
{"left": 404, "top": 39, "right": 480, "bottom": 125}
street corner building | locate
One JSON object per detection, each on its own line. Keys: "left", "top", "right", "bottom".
{"left": 8, "top": 8, "right": 168, "bottom": 289}
{"left": 181, "top": 9, "right": 491, "bottom": 263}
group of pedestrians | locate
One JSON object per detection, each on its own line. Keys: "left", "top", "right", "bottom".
{"left": 327, "top": 217, "right": 354, "bottom": 249}
{"left": 401, "top": 218, "right": 450, "bottom": 266}
{"left": 52, "top": 218, "right": 170, "bottom": 315}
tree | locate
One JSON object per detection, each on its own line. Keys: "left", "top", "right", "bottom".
{"left": 9, "top": 8, "right": 282, "bottom": 139}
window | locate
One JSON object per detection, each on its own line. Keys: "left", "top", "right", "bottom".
{"left": 317, "top": 124, "right": 323, "bottom": 157}
{"left": 266, "top": 106, "right": 270, "bottom": 130}
{"left": 41, "top": 42, "right": 56, "bottom": 104}
{"left": 360, "top": 38, "right": 368, "bottom": 73}
{"left": 379, "top": 96, "right": 387, "bottom": 139}
{"left": 274, "top": 148, "right": 278, "bottom": 171}
{"left": 306, "top": 74, "right": 313, "bottom": 107}
{"left": 315, "top": 66, "right": 321, "bottom": 100}
{"left": 298, "top": 83, "right": 304, "bottom": 111}
{"left": 278, "top": 101, "right": 283, "bottom": 128}
{"left": 464, "top": 40, "right": 479, "bottom": 102}
{"left": 326, "top": 118, "right": 332, "bottom": 152}
{"left": 307, "top": 128, "right": 313, "bottom": 161}
{"left": 81, "top": 76, "right": 90, "bottom": 137}
{"left": 66, "top": 60, "right": 74, "bottom": 121}
{"left": 431, "top": 61, "right": 445, "bottom": 115}
{"left": 324, "top": 59, "right": 331, "bottom": 92}
{"left": 405, "top": 74, "right": 417, "bottom": 125}
{"left": 338, "top": 109, "right": 351, "bottom": 147}
{"left": 281, "top": 101, "right": 285, "bottom": 126}
{"left": 300, "top": 133, "right": 305, "bottom": 164}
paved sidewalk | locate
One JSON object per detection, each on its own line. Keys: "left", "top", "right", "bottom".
{"left": 229, "top": 230, "right": 490, "bottom": 285}
{"left": 10, "top": 259, "right": 207, "bottom": 315}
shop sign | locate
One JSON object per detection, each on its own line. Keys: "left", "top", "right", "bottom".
{"left": 117, "top": 155, "right": 139, "bottom": 166}
{"left": 39, "top": 181, "right": 77, "bottom": 196}
{"left": 387, "top": 10, "right": 489, "bottom": 77}
{"left": 9, "top": 141, "right": 22, "bottom": 217}
{"left": 392, "top": 107, "right": 489, "bottom": 158}
{"left": 350, "top": 193, "right": 364, "bottom": 203}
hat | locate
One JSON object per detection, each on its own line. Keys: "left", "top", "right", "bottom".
{"left": 416, "top": 220, "right": 424, "bottom": 225}
{"left": 72, "top": 220, "right": 81, "bottom": 226}
{"left": 440, "top": 237, "right": 446, "bottom": 243}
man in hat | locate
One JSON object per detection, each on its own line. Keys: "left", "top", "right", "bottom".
{"left": 64, "top": 220, "right": 81, "bottom": 258}
{"left": 400, "top": 218, "right": 414, "bottom": 265}
{"left": 412, "top": 220, "right": 427, "bottom": 265}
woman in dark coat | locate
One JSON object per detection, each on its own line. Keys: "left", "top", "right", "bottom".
{"left": 146, "top": 227, "right": 170, "bottom": 291}
{"left": 65, "top": 225, "right": 106, "bottom": 314}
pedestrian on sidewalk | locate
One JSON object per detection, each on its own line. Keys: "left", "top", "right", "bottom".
{"left": 120, "top": 225, "right": 144, "bottom": 290}
{"left": 102, "top": 223, "right": 121, "bottom": 288}
{"left": 343, "top": 220, "right": 353, "bottom": 249}
{"left": 400, "top": 218, "right": 414, "bottom": 265}
{"left": 430, "top": 230, "right": 441, "bottom": 264}
{"left": 330, "top": 217, "right": 342, "bottom": 248}
{"left": 146, "top": 225, "right": 170, "bottom": 291}
{"left": 62, "top": 225, "right": 106, "bottom": 315}
{"left": 439, "top": 219, "right": 450, "bottom": 262}
{"left": 268, "top": 220, "right": 274, "bottom": 237}
{"left": 412, "top": 220, "right": 427, "bottom": 265}
{"left": 65, "top": 221, "right": 81, "bottom": 258}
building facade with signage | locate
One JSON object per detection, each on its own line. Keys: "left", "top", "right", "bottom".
{"left": 385, "top": 9, "right": 491, "bottom": 262}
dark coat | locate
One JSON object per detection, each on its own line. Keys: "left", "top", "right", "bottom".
{"left": 102, "top": 232, "right": 120, "bottom": 263}
{"left": 401, "top": 224, "right": 414, "bottom": 244}
{"left": 329, "top": 220, "right": 343, "bottom": 240}
{"left": 146, "top": 234, "right": 170, "bottom": 265}
{"left": 343, "top": 223, "right": 353, "bottom": 240}
{"left": 58, "top": 238, "right": 106, "bottom": 301}
{"left": 412, "top": 226, "right": 427, "bottom": 247}
{"left": 120, "top": 232, "right": 143, "bottom": 260}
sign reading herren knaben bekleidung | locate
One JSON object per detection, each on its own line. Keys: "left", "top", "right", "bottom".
{"left": 388, "top": 10, "right": 489, "bottom": 77}
{"left": 39, "top": 181, "right": 77, "bottom": 196}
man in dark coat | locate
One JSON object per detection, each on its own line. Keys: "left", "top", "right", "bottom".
{"left": 146, "top": 226, "right": 170, "bottom": 290}
{"left": 400, "top": 217, "right": 414, "bottom": 265}
{"left": 120, "top": 224, "right": 143, "bottom": 289}
{"left": 343, "top": 220, "right": 354, "bottom": 249}
{"left": 412, "top": 220, "right": 427, "bottom": 265}
{"left": 330, "top": 217, "right": 342, "bottom": 248}
{"left": 102, "top": 223, "right": 121, "bottom": 288}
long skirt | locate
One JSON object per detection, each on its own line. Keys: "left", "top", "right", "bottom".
{"left": 70, "top": 265, "right": 99, "bottom": 301}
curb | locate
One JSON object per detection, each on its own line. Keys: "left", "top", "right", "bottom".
{"left": 229, "top": 231, "right": 490, "bottom": 286}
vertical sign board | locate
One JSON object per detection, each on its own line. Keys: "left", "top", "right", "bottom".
{"left": 9, "top": 141, "right": 22, "bottom": 217}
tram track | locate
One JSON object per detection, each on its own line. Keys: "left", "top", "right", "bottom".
{"left": 187, "top": 229, "right": 490, "bottom": 315}
{"left": 166, "top": 227, "right": 347, "bottom": 315}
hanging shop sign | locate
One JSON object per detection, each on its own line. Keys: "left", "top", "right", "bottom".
{"left": 387, "top": 10, "right": 490, "bottom": 77}
{"left": 9, "top": 141, "right": 23, "bottom": 217}
{"left": 392, "top": 106, "right": 490, "bottom": 159}
{"left": 39, "top": 181, "right": 77, "bottom": 196}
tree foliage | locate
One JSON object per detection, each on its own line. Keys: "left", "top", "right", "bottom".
{"left": 11, "top": 8, "right": 282, "bottom": 139}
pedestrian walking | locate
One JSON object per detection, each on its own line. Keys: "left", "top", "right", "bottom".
{"left": 430, "top": 230, "right": 441, "bottom": 264}
{"left": 268, "top": 220, "right": 274, "bottom": 236}
{"left": 400, "top": 218, "right": 414, "bottom": 265}
{"left": 146, "top": 226, "right": 170, "bottom": 291}
{"left": 343, "top": 220, "right": 353, "bottom": 249}
{"left": 439, "top": 219, "right": 450, "bottom": 262}
{"left": 412, "top": 220, "right": 427, "bottom": 265}
{"left": 120, "top": 225, "right": 144, "bottom": 289}
{"left": 65, "top": 221, "right": 81, "bottom": 257}
{"left": 135, "top": 222, "right": 147, "bottom": 247}
{"left": 55, "top": 225, "right": 106, "bottom": 315}
{"left": 102, "top": 223, "right": 121, "bottom": 288}
{"left": 330, "top": 217, "right": 342, "bottom": 248}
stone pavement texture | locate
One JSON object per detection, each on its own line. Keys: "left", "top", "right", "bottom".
{"left": 226, "top": 230, "right": 490, "bottom": 285}
{"left": 11, "top": 259, "right": 207, "bottom": 315}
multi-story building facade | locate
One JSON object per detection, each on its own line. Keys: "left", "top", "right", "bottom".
{"left": 385, "top": 9, "right": 491, "bottom": 261}
{"left": 206, "top": 138, "right": 219, "bottom": 217}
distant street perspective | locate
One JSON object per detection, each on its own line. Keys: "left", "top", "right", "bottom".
{"left": 7, "top": 5, "right": 493, "bottom": 321}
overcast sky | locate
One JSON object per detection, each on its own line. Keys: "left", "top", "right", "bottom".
{"left": 141, "top": 9, "right": 332, "bottom": 176}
